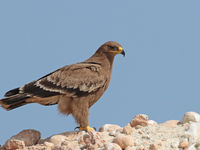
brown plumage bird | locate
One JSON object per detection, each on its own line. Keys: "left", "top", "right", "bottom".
{"left": 0, "top": 41, "right": 125, "bottom": 132}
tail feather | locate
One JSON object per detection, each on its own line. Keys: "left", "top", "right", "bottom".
{"left": 0, "top": 94, "right": 30, "bottom": 110}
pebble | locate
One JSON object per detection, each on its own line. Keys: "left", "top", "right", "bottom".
{"left": 178, "top": 140, "right": 189, "bottom": 149}
{"left": 113, "top": 134, "right": 134, "bottom": 149}
{"left": 104, "top": 142, "right": 122, "bottom": 150}
{"left": 99, "top": 124, "right": 122, "bottom": 132}
{"left": 5, "top": 129, "right": 41, "bottom": 147}
{"left": 123, "top": 124, "right": 135, "bottom": 135}
{"left": 48, "top": 135, "right": 66, "bottom": 146}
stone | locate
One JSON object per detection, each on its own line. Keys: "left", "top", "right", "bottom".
{"left": 178, "top": 140, "right": 189, "bottom": 149}
{"left": 59, "top": 141, "right": 80, "bottom": 150}
{"left": 160, "top": 120, "right": 179, "bottom": 128}
{"left": 48, "top": 135, "right": 66, "bottom": 146}
{"left": 147, "top": 120, "right": 158, "bottom": 126}
{"left": 185, "top": 122, "right": 200, "bottom": 142}
{"left": 44, "top": 141, "right": 54, "bottom": 147}
{"left": 104, "top": 143, "right": 122, "bottom": 150}
{"left": 123, "top": 124, "right": 135, "bottom": 135}
{"left": 195, "top": 143, "right": 200, "bottom": 150}
{"left": 4, "top": 139, "right": 25, "bottom": 150}
{"left": 149, "top": 144, "right": 160, "bottom": 150}
{"left": 130, "top": 114, "right": 149, "bottom": 128}
{"left": 99, "top": 124, "right": 122, "bottom": 132}
{"left": 182, "top": 112, "right": 200, "bottom": 123}
{"left": 4, "top": 129, "right": 41, "bottom": 150}
{"left": 188, "top": 144, "right": 196, "bottom": 150}
{"left": 113, "top": 134, "right": 134, "bottom": 149}
{"left": 25, "top": 145, "right": 51, "bottom": 150}
{"left": 125, "top": 146, "right": 133, "bottom": 150}
{"left": 7, "top": 129, "right": 40, "bottom": 147}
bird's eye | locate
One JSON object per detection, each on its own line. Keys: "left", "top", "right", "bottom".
{"left": 108, "top": 45, "right": 115, "bottom": 50}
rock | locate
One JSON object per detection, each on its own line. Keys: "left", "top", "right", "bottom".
{"left": 182, "top": 112, "right": 200, "bottom": 123}
{"left": 185, "top": 122, "right": 200, "bottom": 143}
{"left": 188, "top": 144, "right": 196, "bottom": 150}
{"left": 125, "top": 146, "right": 133, "bottom": 150}
{"left": 160, "top": 120, "right": 179, "bottom": 128}
{"left": 99, "top": 124, "right": 122, "bottom": 132}
{"left": 149, "top": 144, "right": 160, "bottom": 150}
{"left": 4, "top": 139, "right": 25, "bottom": 150}
{"left": 44, "top": 141, "right": 54, "bottom": 147}
{"left": 59, "top": 141, "right": 80, "bottom": 150}
{"left": 103, "top": 143, "right": 122, "bottom": 150}
{"left": 3, "top": 112, "right": 200, "bottom": 150}
{"left": 130, "top": 114, "right": 149, "bottom": 128}
{"left": 178, "top": 140, "right": 189, "bottom": 149}
{"left": 123, "top": 124, "right": 135, "bottom": 135}
{"left": 4, "top": 129, "right": 40, "bottom": 150}
{"left": 48, "top": 135, "right": 66, "bottom": 146}
{"left": 147, "top": 120, "right": 158, "bottom": 126}
{"left": 25, "top": 145, "right": 51, "bottom": 150}
{"left": 78, "top": 131, "right": 104, "bottom": 149}
{"left": 113, "top": 134, "right": 134, "bottom": 149}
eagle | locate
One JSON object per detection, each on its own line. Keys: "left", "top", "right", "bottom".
{"left": 0, "top": 41, "right": 125, "bottom": 132}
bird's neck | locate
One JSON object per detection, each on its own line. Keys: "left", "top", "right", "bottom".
{"left": 86, "top": 51, "right": 115, "bottom": 69}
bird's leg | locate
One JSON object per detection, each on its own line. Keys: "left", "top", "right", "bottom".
{"left": 71, "top": 99, "right": 95, "bottom": 132}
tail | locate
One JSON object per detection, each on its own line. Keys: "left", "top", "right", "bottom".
{"left": 0, "top": 87, "right": 31, "bottom": 110}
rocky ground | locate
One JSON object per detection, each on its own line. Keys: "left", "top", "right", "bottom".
{"left": 1, "top": 112, "right": 200, "bottom": 150}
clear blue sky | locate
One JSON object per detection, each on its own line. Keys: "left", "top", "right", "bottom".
{"left": 0, "top": 0, "right": 200, "bottom": 144}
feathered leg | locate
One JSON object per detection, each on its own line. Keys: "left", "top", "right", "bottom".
{"left": 71, "top": 98, "right": 94, "bottom": 132}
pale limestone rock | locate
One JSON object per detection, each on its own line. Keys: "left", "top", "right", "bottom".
{"left": 59, "top": 141, "right": 80, "bottom": 150}
{"left": 130, "top": 114, "right": 148, "bottom": 128}
{"left": 160, "top": 120, "right": 179, "bottom": 128}
{"left": 182, "top": 112, "right": 200, "bottom": 123}
{"left": 61, "top": 131, "right": 81, "bottom": 141}
{"left": 188, "top": 144, "right": 196, "bottom": 150}
{"left": 48, "top": 135, "right": 66, "bottom": 146}
{"left": 104, "top": 143, "right": 122, "bottom": 150}
{"left": 4, "top": 139, "right": 25, "bottom": 150}
{"left": 25, "top": 145, "right": 51, "bottom": 150}
{"left": 185, "top": 122, "right": 200, "bottom": 142}
{"left": 44, "top": 141, "right": 54, "bottom": 147}
{"left": 147, "top": 120, "right": 158, "bottom": 126}
{"left": 125, "top": 146, "right": 133, "bottom": 150}
{"left": 113, "top": 134, "right": 134, "bottom": 149}
{"left": 78, "top": 131, "right": 104, "bottom": 149}
{"left": 123, "top": 124, "right": 135, "bottom": 135}
{"left": 99, "top": 124, "right": 122, "bottom": 132}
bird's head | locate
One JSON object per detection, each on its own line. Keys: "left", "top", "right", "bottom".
{"left": 97, "top": 41, "right": 125, "bottom": 57}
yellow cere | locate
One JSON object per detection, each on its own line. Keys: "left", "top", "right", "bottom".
{"left": 118, "top": 47, "right": 123, "bottom": 51}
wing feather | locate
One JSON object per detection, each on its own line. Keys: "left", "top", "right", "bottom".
{"left": 21, "top": 62, "right": 107, "bottom": 98}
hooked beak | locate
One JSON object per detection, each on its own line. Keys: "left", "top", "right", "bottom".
{"left": 118, "top": 47, "right": 125, "bottom": 57}
{"left": 121, "top": 50, "right": 125, "bottom": 57}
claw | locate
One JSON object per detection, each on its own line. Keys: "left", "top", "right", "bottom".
{"left": 74, "top": 126, "right": 80, "bottom": 131}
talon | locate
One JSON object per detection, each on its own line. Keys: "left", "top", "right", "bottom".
{"left": 79, "top": 126, "right": 95, "bottom": 132}
{"left": 74, "top": 126, "right": 80, "bottom": 131}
